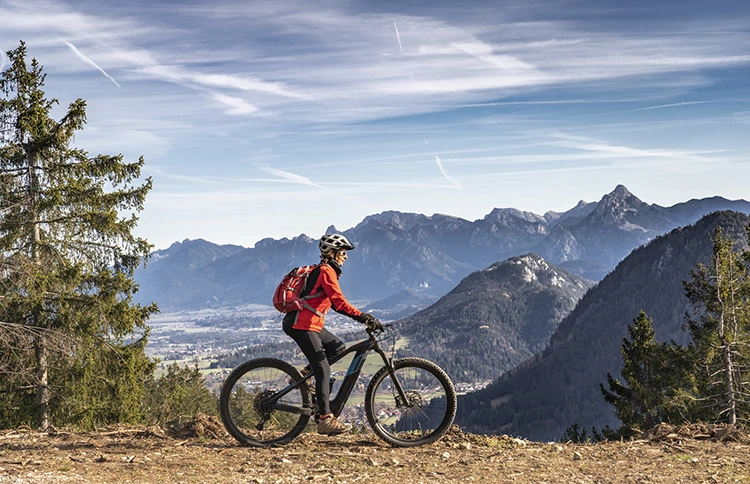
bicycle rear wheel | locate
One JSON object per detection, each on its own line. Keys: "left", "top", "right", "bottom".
{"left": 365, "top": 357, "right": 456, "bottom": 447}
{"left": 219, "top": 357, "right": 310, "bottom": 447}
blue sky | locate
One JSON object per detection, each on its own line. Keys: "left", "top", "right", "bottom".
{"left": 2, "top": 0, "right": 749, "bottom": 249}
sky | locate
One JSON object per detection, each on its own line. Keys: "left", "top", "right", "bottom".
{"left": 2, "top": 0, "right": 749, "bottom": 250}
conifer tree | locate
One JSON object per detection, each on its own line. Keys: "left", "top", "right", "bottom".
{"left": 684, "top": 225, "right": 750, "bottom": 425}
{"left": 0, "top": 42, "right": 157, "bottom": 429}
{"left": 601, "top": 311, "right": 697, "bottom": 431}
{"left": 142, "top": 363, "right": 218, "bottom": 426}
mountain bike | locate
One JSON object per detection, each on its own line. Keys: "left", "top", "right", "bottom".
{"left": 219, "top": 324, "right": 457, "bottom": 447}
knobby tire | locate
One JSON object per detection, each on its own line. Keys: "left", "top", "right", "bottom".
{"left": 219, "top": 357, "right": 310, "bottom": 447}
{"left": 365, "top": 357, "right": 457, "bottom": 447}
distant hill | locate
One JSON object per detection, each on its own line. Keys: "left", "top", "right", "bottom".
{"left": 455, "top": 210, "right": 750, "bottom": 442}
{"left": 134, "top": 187, "right": 750, "bottom": 312}
{"left": 396, "top": 254, "right": 594, "bottom": 383}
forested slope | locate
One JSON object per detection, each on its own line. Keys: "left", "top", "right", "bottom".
{"left": 397, "top": 254, "right": 593, "bottom": 382}
{"left": 456, "top": 211, "right": 750, "bottom": 441}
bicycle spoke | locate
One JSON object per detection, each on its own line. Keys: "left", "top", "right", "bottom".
{"left": 365, "top": 358, "right": 456, "bottom": 446}
{"left": 220, "top": 358, "right": 310, "bottom": 447}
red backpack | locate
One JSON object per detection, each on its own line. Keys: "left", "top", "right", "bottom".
{"left": 272, "top": 265, "right": 323, "bottom": 315}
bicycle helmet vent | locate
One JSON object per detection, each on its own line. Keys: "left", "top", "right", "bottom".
{"left": 319, "top": 234, "right": 355, "bottom": 254}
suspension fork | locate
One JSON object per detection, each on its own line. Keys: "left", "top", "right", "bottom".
{"left": 374, "top": 345, "right": 409, "bottom": 405}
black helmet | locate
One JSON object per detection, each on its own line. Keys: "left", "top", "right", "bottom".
{"left": 319, "top": 234, "right": 355, "bottom": 255}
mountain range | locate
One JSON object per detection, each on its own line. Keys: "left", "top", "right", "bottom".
{"left": 455, "top": 210, "right": 750, "bottom": 442}
{"left": 134, "top": 186, "right": 750, "bottom": 312}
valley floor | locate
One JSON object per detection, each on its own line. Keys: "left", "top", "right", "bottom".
{"left": 1, "top": 421, "right": 748, "bottom": 483}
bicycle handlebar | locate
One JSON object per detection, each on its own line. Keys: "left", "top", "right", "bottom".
{"left": 366, "top": 322, "right": 393, "bottom": 339}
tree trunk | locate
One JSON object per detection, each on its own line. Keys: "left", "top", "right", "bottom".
{"left": 716, "top": 255, "right": 736, "bottom": 425}
{"left": 28, "top": 146, "right": 49, "bottom": 429}
{"left": 722, "top": 339, "right": 736, "bottom": 425}
{"left": 34, "top": 333, "right": 49, "bottom": 430}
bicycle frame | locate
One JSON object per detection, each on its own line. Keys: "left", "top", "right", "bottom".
{"left": 268, "top": 328, "right": 408, "bottom": 418}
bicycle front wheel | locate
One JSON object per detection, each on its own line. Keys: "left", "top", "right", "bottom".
{"left": 219, "top": 358, "right": 310, "bottom": 447}
{"left": 365, "top": 357, "right": 457, "bottom": 447}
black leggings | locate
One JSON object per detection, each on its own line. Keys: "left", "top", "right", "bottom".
{"left": 283, "top": 324, "right": 345, "bottom": 416}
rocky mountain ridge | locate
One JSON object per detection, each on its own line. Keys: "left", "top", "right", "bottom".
{"left": 134, "top": 187, "right": 750, "bottom": 312}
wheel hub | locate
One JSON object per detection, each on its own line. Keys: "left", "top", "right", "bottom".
{"left": 254, "top": 389, "right": 275, "bottom": 419}
{"left": 401, "top": 390, "right": 424, "bottom": 416}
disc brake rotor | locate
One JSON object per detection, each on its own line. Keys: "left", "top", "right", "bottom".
{"left": 401, "top": 390, "right": 424, "bottom": 416}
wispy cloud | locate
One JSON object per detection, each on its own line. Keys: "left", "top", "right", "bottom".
{"left": 435, "top": 156, "right": 461, "bottom": 189}
{"left": 583, "top": 101, "right": 716, "bottom": 118}
{"left": 629, "top": 101, "right": 713, "bottom": 112}
{"left": 426, "top": 138, "right": 464, "bottom": 189}
{"left": 5, "top": 1, "right": 750, "bottom": 126}
{"left": 137, "top": 65, "right": 310, "bottom": 100}
{"left": 212, "top": 93, "right": 258, "bottom": 115}
{"left": 144, "top": 165, "right": 329, "bottom": 186}
{"left": 145, "top": 167, "right": 222, "bottom": 185}
{"left": 732, "top": 111, "right": 750, "bottom": 123}
{"left": 452, "top": 41, "right": 536, "bottom": 71}
{"left": 327, "top": 180, "right": 449, "bottom": 188}
{"left": 393, "top": 21, "right": 404, "bottom": 53}
{"left": 546, "top": 133, "right": 724, "bottom": 164}
{"left": 59, "top": 38, "right": 120, "bottom": 87}
{"left": 258, "top": 166, "right": 326, "bottom": 189}
{"left": 197, "top": 73, "right": 311, "bottom": 100}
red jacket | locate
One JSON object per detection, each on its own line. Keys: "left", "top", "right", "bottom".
{"left": 289, "top": 263, "right": 361, "bottom": 332}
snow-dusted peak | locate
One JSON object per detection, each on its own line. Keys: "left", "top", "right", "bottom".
{"left": 510, "top": 253, "right": 581, "bottom": 287}
{"left": 515, "top": 253, "right": 550, "bottom": 271}
{"left": 150, "top": 251, "right": 169, "bottom": 261}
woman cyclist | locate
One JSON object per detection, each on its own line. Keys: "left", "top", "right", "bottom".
{"left": 282, "top": 233, "right": 381, "bottom": 435}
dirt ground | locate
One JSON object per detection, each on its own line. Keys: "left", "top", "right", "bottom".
{"left": 1, "top": 418, "right": 748, "bottom": 484}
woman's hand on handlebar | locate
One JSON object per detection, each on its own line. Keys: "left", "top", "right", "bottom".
{"left": 366, "top": 318, "right": 384, "bottom": 332}
{"left": 355, "top": 312, "right": 383, "bottom": 332}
